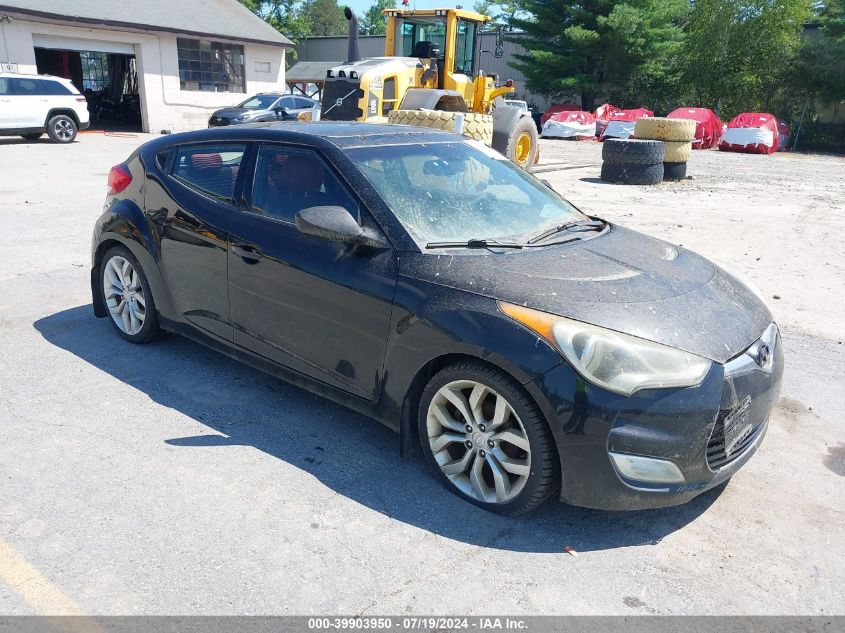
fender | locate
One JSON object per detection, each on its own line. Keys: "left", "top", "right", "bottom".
{"left": 90, "top": 198, "right": 179, "bottom": 323}
{"left": 379, "top": 278, "right": 563, "bottom": 445}
{"left": 490, "top": 103, "right": 525, "bottom": 155}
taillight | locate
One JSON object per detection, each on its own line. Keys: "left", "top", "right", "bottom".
{"left": 107, "top": 164, "right": 132, "bottom": 195}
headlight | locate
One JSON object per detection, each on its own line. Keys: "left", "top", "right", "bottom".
{"left": 499, "top": 302, "right": 712, "bottom": 396}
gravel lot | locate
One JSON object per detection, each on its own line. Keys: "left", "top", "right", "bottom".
{"left": 0, "top": 131, "right": 843, "bottom": 616}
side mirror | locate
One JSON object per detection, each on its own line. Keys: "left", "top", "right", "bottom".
{"left": 295, "top": 206, "right": 385, "bottom": 248}
{"left": 274, "top": 106, "right": 288, "bottom": 116}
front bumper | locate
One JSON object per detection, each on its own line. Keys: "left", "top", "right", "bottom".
{"left": 527, "top": 324, "right": 784, "bottom": 510}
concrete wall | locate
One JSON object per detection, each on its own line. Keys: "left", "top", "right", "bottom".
{"left": 295, "top": 31, "right": 553, "bottom": 112}
{"left": 0, "top": 17, "right": 286, "bottom": 133}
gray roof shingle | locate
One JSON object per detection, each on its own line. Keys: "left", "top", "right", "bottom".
{"left": 0, "top": 0, "right": 292, "bottom": 47}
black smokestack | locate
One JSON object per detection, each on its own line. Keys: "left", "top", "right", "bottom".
{"left": 344, "top": 7, "right": 360, "bottom": 64}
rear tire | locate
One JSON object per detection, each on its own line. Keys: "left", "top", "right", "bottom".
{"left": 46, "top": 115, "right": 77, "bottom": 143}
{"left": 100, "top": 246, "right": 160, "bottom": 344}
{"left": 504, "top": 116, "right": 539, "bottom": 169}
{"left": 21, "top": 133, "right": 43, "bottom": 141}
{"left": 418, "top": 361, "right": 559, "bottom": 515}
{"left": 602, "top": 139, "right": 664, "bottom": 165}
{"left": 600, "top": 162, "right": 664, "bottom": 185}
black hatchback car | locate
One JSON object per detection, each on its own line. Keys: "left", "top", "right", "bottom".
{"left": 91, "top": 122, "right": 783, "bottom": 514}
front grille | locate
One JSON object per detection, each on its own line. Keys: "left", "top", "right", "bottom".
{"left": 321, "top": 79, "right": 364, "bottom": 121}
{"left": 706, "top": 323, "right": 779, "bottom": 470}
{"left": 706, "top": 416, "right": 765, "bottom": 469}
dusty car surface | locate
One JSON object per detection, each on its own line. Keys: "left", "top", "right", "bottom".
{"left": 90, "top": 122, "right": 783, "bottom": 514}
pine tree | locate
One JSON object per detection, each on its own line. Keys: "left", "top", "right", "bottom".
{"left": 510, "top": 0, "right": 687, "bottom": 111}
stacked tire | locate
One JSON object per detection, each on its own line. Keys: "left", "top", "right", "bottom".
{"left": 633, "top": 117, "right": 696, "bottom": 181}
{"left": 600, "top": 139, "right": 665, "bottom": 185}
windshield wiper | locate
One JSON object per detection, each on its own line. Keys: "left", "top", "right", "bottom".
{"left": 526, "top": 219, "right": 606, "bottom": 245}
{"left": 426, "top": 238, "right": 524, "bottom": 250}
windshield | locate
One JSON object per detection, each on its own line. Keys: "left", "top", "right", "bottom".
{"left": 238, "top": 95, "right": 279, "bottom": 110}
{"left": 346, "top": 140, "right": 587, "bottom": 245}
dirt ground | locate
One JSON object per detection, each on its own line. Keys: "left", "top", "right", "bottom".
{"left": 536, "top": 140, "right": 845, "bottom": 346}
{"left": 0, "top": 131, "right": 843, "bottom": 616}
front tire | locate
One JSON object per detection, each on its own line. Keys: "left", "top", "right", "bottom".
{"left": 100, "top": 246, "right": 160, "bottom": 343}
{"left": 418, "top": 361, "right": 559, "bottom": 515}
{"left": 505, "top": 116, "right": 539, "bottom": 169}
{"left": 46, "top": 115, "right": 77, "bottom": 143}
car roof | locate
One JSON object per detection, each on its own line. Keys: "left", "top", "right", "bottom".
{"left": 0, "top": 72, "right": 71, "bottom": 82}
{"left": 148, "top": 122, "right": 458, "bottom": 151}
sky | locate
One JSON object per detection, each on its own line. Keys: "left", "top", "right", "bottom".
{"left": 343, "top": 0, "right": 466, "bottom": 20}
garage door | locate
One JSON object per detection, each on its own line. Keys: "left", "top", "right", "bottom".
{"left": 32, "top": 34, "right": 135, "bottom": 55}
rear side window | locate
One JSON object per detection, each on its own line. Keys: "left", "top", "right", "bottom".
{"left": 172, "top": 144, "right": 246, "bottom": 201}
{"left": 39, "top": 79, "right": 74, "bottom": 95}
{"left": 0, "top": 78, "right": 9, "bottom": 96}
{"left": 295, "top": 98, "right": 315, "bottom": 109}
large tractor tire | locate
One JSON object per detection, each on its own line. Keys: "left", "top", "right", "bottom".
{"left": 663, "top": 140, "right": 693, "bottom": 163}
{"left": 602, "top": 139, "right": 665, "bottom": 165}
{"left": 503, "top": 116, "right": 539, "bottom": 169}
{"left": 388, "top": 110, "right": 493, "bottom": 145}
{"left": 634, "top": 117, "right": 696, "bottom": 142}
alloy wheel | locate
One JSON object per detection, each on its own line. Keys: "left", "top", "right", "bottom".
{"left": 102, "top": 255, "right": 146, "bottom": 336}
{"left": 426, "top": 380, "right": 531, "bottom": 504}
{"left": 54, "top": 119, "right": 74, "bottom": 141}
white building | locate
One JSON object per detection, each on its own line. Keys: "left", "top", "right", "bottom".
{"left": 0, "top": 0, "right": 292, "bottom": 132}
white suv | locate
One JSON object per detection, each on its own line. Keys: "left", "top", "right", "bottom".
{"left": 0, "top": 73, "right": 90, "bottom": 143}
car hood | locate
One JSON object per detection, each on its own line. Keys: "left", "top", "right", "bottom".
{"left": 211, "top": 107, "right": 265, "bottom": 119}
{"left": 400, "top": 225, "right": 772, "bottom": 363}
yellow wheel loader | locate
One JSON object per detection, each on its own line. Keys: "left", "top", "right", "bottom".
{"left": 319, "top": 7, "right": 539, "bottom": 169}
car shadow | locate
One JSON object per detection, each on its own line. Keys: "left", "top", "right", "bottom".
{"left": 34, "top": 305, "right": 724, "bottom": 554}
{"left": 0, "top": 137, "right": 49, "bottom": 145}
{"left": 579, "top": 177, "right": 616, "bottom": 185}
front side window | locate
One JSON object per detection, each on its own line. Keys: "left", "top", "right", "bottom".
{"left": 172, "top": 144, "right": 246, "bottom": 201}
{"left": 0, "top": 78, "right": 9, "bottom": 96}
{"left": 347, "top": 140, "right": 586, "bottom": 245}
{"left": 250, "top": 146, "right": 357, "bottom": 224}
{"left": 177, "top": 38, "right": 245, "bottom": 93}
{"left": 396, "top": 18, "right": 447, "bottom": 57}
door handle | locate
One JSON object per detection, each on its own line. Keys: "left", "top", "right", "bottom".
{"left": 232, "top": 244, "right": 263, "bottom": 263}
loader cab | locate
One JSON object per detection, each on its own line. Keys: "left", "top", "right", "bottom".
{"left": 385, "top": 9, "right": 487, "bottom": 96}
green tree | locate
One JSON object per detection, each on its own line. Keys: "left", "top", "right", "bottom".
{"left": 788, "top": 1, "right": 845, "bottom": 117}
{"left": 238, "top": 0, "right": 312, "bottom": 43}
{"left": 301, "top": 0, "right": 348, "bottom": 36}
{"left": 472, "top": 0, "right": 527, "bottom": 29}
{"left": 361, "top": 0, "right": 397, "bottom": 35}
{"left": 510, "top": 1, "right": 688, "bottom": 111}
{"left": 681, "top": 0, "right": 812, "bottom": 118}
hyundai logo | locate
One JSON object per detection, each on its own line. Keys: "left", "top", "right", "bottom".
{"left": 756, "top": 343, "right": 771, "bottom": 366}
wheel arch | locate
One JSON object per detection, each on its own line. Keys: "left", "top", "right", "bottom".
{"left": 45, "top": 108, "right": 80, "bottom": 128}
{"left": 398, "top": 352, "right": 556, "bottom": 462}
